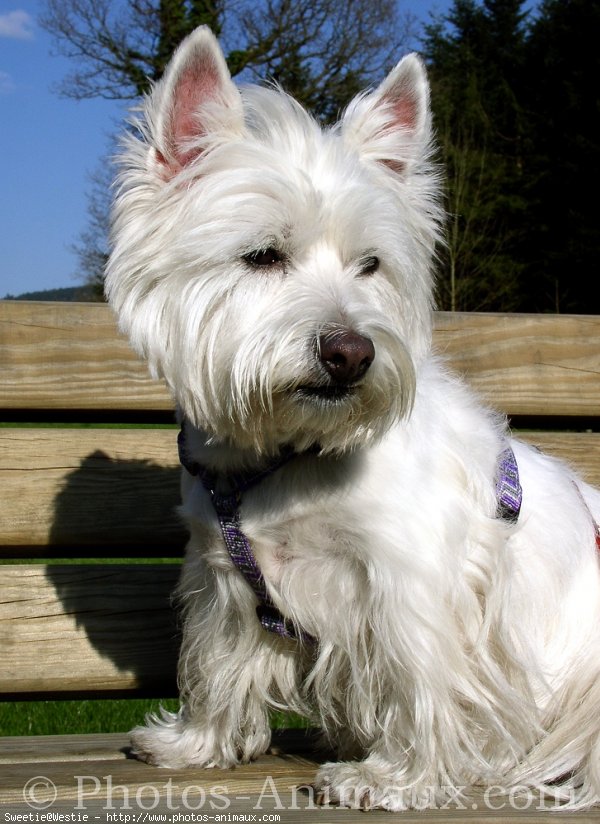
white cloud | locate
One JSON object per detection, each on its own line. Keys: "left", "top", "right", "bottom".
{"left": 0, "top": 10, "right": 35, "bottom": 40}
{"left": 0, "top": 71, "right": 16, "bottom": 94}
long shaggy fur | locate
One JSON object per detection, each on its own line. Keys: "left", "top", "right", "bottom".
{"left": 105, "top": 26, "right": 600, "bottom": 810}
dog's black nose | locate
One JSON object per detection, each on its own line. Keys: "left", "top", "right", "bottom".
{"left": 318, "top": 330, "right": 375, "bottom": 384}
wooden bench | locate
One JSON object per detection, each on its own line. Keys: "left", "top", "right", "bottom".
{"left": 1, "top": 299, "right": 600, "bottom": 820}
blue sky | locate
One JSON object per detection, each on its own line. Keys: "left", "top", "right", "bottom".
{"left": 0, "top": 0, "right": 475, "bottom": 297}
{"left": 1, "top": 0, "right": 125, "bottom": 296}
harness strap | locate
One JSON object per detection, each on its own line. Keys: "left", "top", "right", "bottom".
{"left": 495, "top": 445, "right": 522, "bottom": 523}
{"left": 178, "top": 426, "right": 315, "bottom": 643}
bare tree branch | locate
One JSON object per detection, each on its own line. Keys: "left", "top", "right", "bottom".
{"left": 41, "top": 0, "right": 417, "bottom": 108}
{"left": 39, "top": 0, "right": 418, "bottom": 288}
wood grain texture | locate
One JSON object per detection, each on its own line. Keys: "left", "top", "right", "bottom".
{"left": 0, "top": 733, "right": 597, "bottom": 820}
{"left": 2, "top": 301, "right": 600, "bottom": 417}
{"left": 2, "top": 428, "right": 600, "bottom": 552}
{"left": 0, "top": 732, "right": 136, "bottom": 764}
{"left": 0, "top": 427, "right": 186, "bottom": 552}
{"left": 516, "top": 431, "right": 600, "bottom": 487}
{"left": 0, "top": 732, "right": 320, "bottom": 815}
{"left": 0, "top": 300, "right": 171, "bottom": 412}
{"left": 0, "top": 564, "right": 180, "bottom": 695}
{"left": 434, "top": 311, "right": 600, "bottom": 416}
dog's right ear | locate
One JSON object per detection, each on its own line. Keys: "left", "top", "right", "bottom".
{"left": 149, "top": 26, "right": 243, "bottom": 177}
{"left": 341, "top": 53, "right": 432, "bottom": 177}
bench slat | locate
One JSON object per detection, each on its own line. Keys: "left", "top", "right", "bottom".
{"left": 0, "top": 428, "right": 600, "bottom": 557}
{"left": 0, "top": 564, "right": 180, "bottom": 696}
{"left": 0, "top": 428, "right": 186, "bottom": 553}
{"left": 0, "top": 733, "right": 593, "bottom": 819}
{"left": 0, "top": 734, "right": 336, "bottom": 821}
{"left": 0, "top": 300, "right": 171, "bottom": 413}
{"left": 0, "top": 732, "right": 322, "bottom": 816}
{"left": 2, "top": 301, "right": 600, "bottom": 417}
{"left": 435, "top": 312, "right": 600, "bottom": 417}
{"left": 0, "top": 733, "right": 134, "bottom": 764}
{"left": 521, "top": 432, "right": 600, "bottom": 483}
{"left": 2, "top": 428, "right": 600, "bottom": 553}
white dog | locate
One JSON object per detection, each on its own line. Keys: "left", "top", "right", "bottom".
{"left": 105, "top": 26, "right": 600, "bottom": 810}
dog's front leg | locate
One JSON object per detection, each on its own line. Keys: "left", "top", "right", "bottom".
{"left": 131, "top": 557, "right": 298, "bottom": 769}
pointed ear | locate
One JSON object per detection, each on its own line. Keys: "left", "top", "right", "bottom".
{"left": 150, "top": 26, "right": 243, "bottom": 176}
{"left": 341, "top": 54, "right": 432, "bottom": 175}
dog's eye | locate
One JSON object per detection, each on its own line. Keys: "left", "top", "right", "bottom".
{"left": 360, "top": 256, "right": 380, "bottom": 275}
{"left": 243, "top": 248, "right": 284, "bottom": 268}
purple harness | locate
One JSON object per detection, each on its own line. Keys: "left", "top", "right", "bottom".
{"left": 178, "top": 427, "right": 315, "bottom": 642}
{"left": 179, "top": 425, "right": 522, "bottom": 643}
{"left": 495, "top": 446, "right": 522, "bottom": 523}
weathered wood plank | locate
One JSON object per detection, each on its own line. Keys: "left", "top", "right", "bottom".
{"left": 515, "top": 431, "right": 600, "bottom": 487}
{"left": 0, "top": 300, "right": 171, "bottom": 412}
{"left": 435, "top": 312, "right": 600, "bottom": 417}
{"left": 0, "top": 747, "right": 319, "bottom": 818}
{"left": 0, "top": 733, "right": 597, "bottom": 820}
{"left": 0, "top": 729, "right": 319, "bottom": 764}
{"left": 0, "top": 428, "right": 186, "bottom": 552}
{"left": 2, "top": 428, "right": 600, "bottom": 552}
{"left": 2, "top": 301, "right": 600, "bottom": 417}
{"left": 1, "top": 429, "right": 600, "bottom": 551}
{"left": 0, "top": 733, "right": 136, "bottom": 764}
{"left": 0, "top": 564, "right": 180, "bottom": 695}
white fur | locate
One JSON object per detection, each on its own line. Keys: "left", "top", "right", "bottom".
{"left": 105, "top": 26, "right": 600, "bottom": 810}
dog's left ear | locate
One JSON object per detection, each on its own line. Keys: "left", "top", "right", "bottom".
{"left": 149, "top": 26, "right": 244, "bottom": 177}
{"left": 341, "top": 54, "right": 431, "bottom": 175}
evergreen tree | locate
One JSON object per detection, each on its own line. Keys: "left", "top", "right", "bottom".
{"left": 424, "top": 0, "right": 600, "bottom": 313}
{"left": 423, "top": 0, "right": 530, "bottom": 311}
{"left": 521, "top": 0, "right": 600, "bottom": 312}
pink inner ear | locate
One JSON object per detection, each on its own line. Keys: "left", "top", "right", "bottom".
{"left": 167, "top": 59, "right": 222, "bottom": 167}
{"left": 378, "top": 83, "right": 421, "bottom": 174}
{"left": 387, "top": 87, "right": 418, "bottom": 133}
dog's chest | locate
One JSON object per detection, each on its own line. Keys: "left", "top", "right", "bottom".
{"left": 189, "top": 470, "right": 368, "bottom": 612}
{"left": 246, "top": 510, "right": 339, "bottom": 584}
{"left": 244, "top": 503, "right": 368, "bottom": 631}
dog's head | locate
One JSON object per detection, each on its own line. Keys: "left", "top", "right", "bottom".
{"left": 106, "top": 27, "right": 442, "bottom": 455}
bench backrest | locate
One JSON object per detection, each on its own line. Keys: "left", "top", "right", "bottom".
{"left": 1, "top": 301, "right": 600, "bottom": 698}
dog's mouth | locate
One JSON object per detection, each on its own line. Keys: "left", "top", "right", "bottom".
{"left": 296, "top": 383, "right": 356, "bottom": 404}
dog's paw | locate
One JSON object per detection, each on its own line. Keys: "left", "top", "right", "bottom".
{"left": 130, "top": 709, "right": 230, "bottom": 769}
{"left": 130, "top": 707, "right": 271, "bottom": 769}
{"left": 314, "top": 761, "right": 467, "bottom": 811}
{"left": 314, "top": 760, "right": 409, "bottom": 811}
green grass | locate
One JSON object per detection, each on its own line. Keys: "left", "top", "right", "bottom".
{"left": 0, "top": 699, "right": 307, "bottom": 736}
{"left": 0, "top": 422, "right": 177, "bottom": 428}
{"left": 0, "top": 698, "right": 179, "bottom": 736}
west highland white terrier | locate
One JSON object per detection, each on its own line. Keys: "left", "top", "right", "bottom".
{"left": 105, "top": 26, "right": 600, "bottom": 810}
